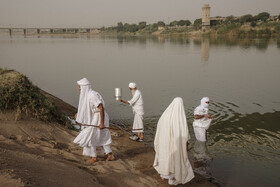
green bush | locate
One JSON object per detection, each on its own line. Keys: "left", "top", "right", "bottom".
{"left": 0, "top": 70, "right": 70, "bottom": 126}
{"left": 216, "top": 23, "right": 240, "bottom": 34}
{"left": 240, "top": 14, "right": 253, "bottom": 23}
{"left": 253, "top": 12, "right": 270, "bottom": 22}
{"left": 251, "top": 21, "right": 257, "bottom": 27}
{"left": 257, "top": 28, "right": 271, "bottom": 36}
{"left": 275, "top": 25, "right": 280, "bottom": 34}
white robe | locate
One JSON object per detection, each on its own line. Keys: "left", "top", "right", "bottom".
{"left": 153, "top": 97, "right": 194, "bottom": 185}
{"left": 74, "top": 84, "right": 112, "bottom": 148}
{"left": 193, "top": 100, "right": 212, "bottom": 142}
{"left": 128, "top": 89, "right": 144, "bottom": 133}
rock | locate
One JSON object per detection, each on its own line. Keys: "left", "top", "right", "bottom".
{"left": 9, "top": 135, "right": 17, "bottom": 140}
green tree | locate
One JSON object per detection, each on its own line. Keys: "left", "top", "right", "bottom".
{"left": 178, "top": 20, "right": 191, "bottom": 26}
{"left": 157, "top": 21, "right": 165, "bottom": 27}
{"left": 117, "top": 22, "right": 123, "bottom": 32}
{"left": 128, "top": 24, "right": 139, "bottom": 32}
{"left": 138, "top": 21, "right": 147, "bottom": 30}
{"left": 185, "top": 20, "right": 192, "bottom": 26}
{"left": 254, "top": 12, "right": 270, "bottom": 22}
{"left": 194, "top": 18, "right": 202, "bottom": 26}
{"left": 123, "top": 23, "right": 130, "bottom": 32}
{"left": 240, "top": 14, "right": 253, "bottom": 23}
{"left": 278, "top": 14, "right": 280, "bottom": 20}
{"left": 225, "top": 15, "right": 235, "bottom": 24}
{"left": 169, "top": 20, "right": 178, "bottom": 26}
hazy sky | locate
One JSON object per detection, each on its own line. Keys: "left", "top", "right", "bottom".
{"left": 0, "top": 0, "right": 279, "bottom": 28}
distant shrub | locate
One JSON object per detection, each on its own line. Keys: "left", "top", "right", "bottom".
{"left": 240, "top": 14, "right": 253, "bottom": 23}
{"left": 216, "top": 23, "right": 240, "bottom": 34}
{"left": 275, "top": 24, "right": 280, "bottom": 34}
{"left": 257, "top": 28, "right": 271, "bottom": 36}
{"left": 251, "top": 21, "right": 257, "bottom": 27}
{"left": 253, "top": 12, "right": 270, "bottom": 22}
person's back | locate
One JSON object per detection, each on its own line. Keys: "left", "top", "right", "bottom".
{"left": 154, "top": 97, "right": 194, "bottom": 185}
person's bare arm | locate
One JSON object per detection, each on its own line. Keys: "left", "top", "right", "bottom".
{"left": 194, "top": 114, "right": 213, "bottom": 120}
{"left": 98, "top": 104, "right": 105, "bottom": 129}
{"left": 119, "top": 99, "right": 129, "bottom": 105}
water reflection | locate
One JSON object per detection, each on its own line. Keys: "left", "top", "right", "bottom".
{"left": 201, "top": 37, "right": 210, "bottom": 62}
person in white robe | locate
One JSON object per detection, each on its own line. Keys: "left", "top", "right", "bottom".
{"left": 73, "top": 78, "right": 114, "bottom": 163}
{"left": 193, "top": 97, "right": 213, "bottom": 142}
{"left": 120, "top": 82, "right": 144, "bottom": 141}
{"left": 153, "top": 97, "right": 194, "bottom": 185}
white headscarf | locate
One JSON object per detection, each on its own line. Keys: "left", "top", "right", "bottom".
{"left": 76, "top": 78, "right": 104, "bottom": 125}
{"left": 77, "top": 78, "right": 91, "bottom": 86}
{"left": 153, "top": 97, "right": 194, "bottom": 184}
{"left": 128, "top": 82, "right": 137, "bottom": 89}
{"left": 200, "top": 97, "right": 209, "bottom": 109}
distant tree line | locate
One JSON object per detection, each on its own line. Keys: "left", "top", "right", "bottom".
{"left": 102, "top": 19, "right": 192, "bottom": 33}
{"left": 100, "top": 11, "right": 279, "bottom": 33}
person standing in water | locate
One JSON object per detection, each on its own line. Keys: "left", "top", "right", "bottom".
{"left": 120, "top": 82, "right": 144, "bottom": 142}
{"left": 193, "top": 97, "right": 213, "bottom": 142}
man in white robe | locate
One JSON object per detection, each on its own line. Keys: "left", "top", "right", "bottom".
{"left": 153, "top": 97, "right": 194, "bottom": 185}
{"left": 73, "top": 78, "right": 114, "bottom": 163}
{"left": 120, "top": 82, "right": 144, "bottom": 141}
{"left": 193, "top": 97, "right": 213, "bottom": 142}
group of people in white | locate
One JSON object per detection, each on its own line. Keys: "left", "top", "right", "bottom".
{"left": 73, "top": 78, "right": 213, "bottom": 185}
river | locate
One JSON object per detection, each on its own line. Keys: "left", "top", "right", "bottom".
{"left": 0, "top": 33, "right": 280, "bottom": 186}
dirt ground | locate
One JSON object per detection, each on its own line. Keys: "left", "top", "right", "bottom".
{"left": 0, "top": 92, "right": 219, "bottom": 187}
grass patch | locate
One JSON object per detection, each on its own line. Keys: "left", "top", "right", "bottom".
{"left": 0, "top": 69, "right": 70, "bottom": 126}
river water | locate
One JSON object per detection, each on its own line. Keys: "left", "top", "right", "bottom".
{"left": 0, "top": 33, "right": 280, "bottom": 186}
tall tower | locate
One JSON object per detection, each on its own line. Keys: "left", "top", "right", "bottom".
{"left": 202, "top": 4, "right": 210, "bottom": 30}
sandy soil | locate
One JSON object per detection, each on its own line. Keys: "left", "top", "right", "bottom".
{"left": 0, "top": 92, "right": 219, "bottom": 187}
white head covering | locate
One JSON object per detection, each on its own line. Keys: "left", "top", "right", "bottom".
{"left": 128, "top": 82, "right": 137, "bottom": 89}
{"left": 76, "top": 78, "right": 101, "bottom": 125}
{"left": 153, "top": 97, "right": 194, "bottom": 184}
{"left": 200, "top": 97, "right": 210, "bottom": 109}
{"left": 77, "top": 78, "right": 91, "bottom": 86}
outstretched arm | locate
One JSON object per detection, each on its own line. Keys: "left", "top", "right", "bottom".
{"left": 119, "top": 99, "right": 129, "bottom": 105}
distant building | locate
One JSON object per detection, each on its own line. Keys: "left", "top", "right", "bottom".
{"left": 158, "top": 26, "right": 165, "bottom": 31}
{"left": 202, "top": 4, "right": 211, "bottom": 30}
{"left": 201, "top": 4, "right": 227, "bottom": 29}
{"left": 268, "top": 16, "right": 279, "bottom": 21}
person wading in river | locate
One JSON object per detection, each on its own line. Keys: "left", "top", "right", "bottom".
{"left": 193, "top": 97, "right": 213, "bottom": 142}
{"left": 120, "top": 82, "right": 144, "bottom": 142}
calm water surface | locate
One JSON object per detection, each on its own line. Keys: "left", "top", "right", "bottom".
{"left": 1, "top": 34, "right": 280, "bottom": 186}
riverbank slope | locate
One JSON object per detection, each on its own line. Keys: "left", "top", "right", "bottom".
{"left": 0, "top": 69, "right": 219, "bottom": 186}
